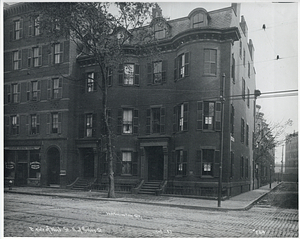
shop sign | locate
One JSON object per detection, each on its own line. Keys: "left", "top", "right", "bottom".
{"left": 5, "top": 162, "right": 15, "bottom": 170}
{"left": 30, "top": 161, "right": 41, "bottom": 170}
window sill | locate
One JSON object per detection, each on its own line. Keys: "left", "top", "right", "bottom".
{"left": 201, "top": 175, "right": 213, "bottom": 178}
{"left": 175, "top": 76, "right": 189, "bottom": 82}
{"left": 200, "top": 129, "right": 217, "bottom": 133}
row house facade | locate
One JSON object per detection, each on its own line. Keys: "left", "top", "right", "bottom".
{"left": 4, "top": 3, "right": 256, "bottom": 197}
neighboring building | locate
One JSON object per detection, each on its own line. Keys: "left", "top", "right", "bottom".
{"left": 285, "top": 132, "right": 298, "bottom": 175}
{"left": 4, "top": 3, "right": 256, "bottom": 197}
{"left": 4, "top": 3, "right": 79, "bottom": 187}
{"left": 253, "top": 105, "right": 275, "bottom": 187}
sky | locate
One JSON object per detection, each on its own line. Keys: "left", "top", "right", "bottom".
{"left": 157, "top": 1, "right": 298, "bottom": 164}
{"left": 2, "top": 1, "right": 298, "bottom": 164}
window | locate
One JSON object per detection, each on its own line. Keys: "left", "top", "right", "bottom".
{"left": 245, "top": 158, "right": 249, "bottom": 178}
{"left": 34, "top": 16, "right": 40, "bottom": 36}
{"left": 30, "top": 114, "right": 40, "bottom": 135}
{"left": 86, "top": 114, "right": 93, "bottom": 137}
{"left": 152, "top": 108, "right": 161, "bottom": 134}
{"left": 54, "top": 43, "right": 62, "bottom": 64}
{"left": 240, "top": 156, "right": 244, "bottom": 178}
{"left": 12, "top": 83, "right": 20, "bottom": 103}
{"left": 246, "top": 124, "right": 249, "bottom": 146}
{"left": 197, "top": 101, "right": 221, "bottom": 131}
{"left": 54, "top": 18, "right": 60, "bottom": 30}
{"left": 124, "top": 64, "right": 134, "bottom": 85}
{"left": 13, "top": 51, "right": 21, "bottom": 70}
{"left": 174, "top": 103, "right": 188, "bottom": 132}
{"left": 176, "top": 150, "right": 187, "bottom": 176}
{"left": 11, "top": 115, "right": 19, "bottom": 135}
{"left": 230, "top": 104, "right": 235, "bottom": 136}
{"left": 32, "top": 81, "right": 38, "bottom": 100}
{"left": 14, "top": 20, "right": 22, "bottom": 40}
{"left": 147, "top": 61, "right": 167, "bottom": 85}
{"left": 247, "top": 88, "right": 250, "bottom": 107}
{"left": 52, "top": 113, "right": 59, "bottom": 133}
{"left": 118, "top": 109, "right": 138, "bottom": 135}
{"left": 122, "top": 109, "right": 133, "bottom": 134}
{"left": 29, "top": 151, "right": 40, "bottom": 178}
{"left": 204, "top": 102, "right": 215, "bottom": 130}
{"left": 107, "top": 67, "right": 112, "bottom": 86}
{"left": 119, "top": 63, "right": 139, "bottom": 86}
{"left": 204, "top": 49, "right": 217, "bottom": 75}
{"left": 174, "top": 52, "right": 190, "bottom": 80}
{"left": 193, "top": 13, "right": 204, "bottom": 28}
{"left": 241, "top": 118, "right": 245, "bottom": 143}
{"left": 154, "top": 23, "right": 165, "bottom": 39}
{"left": 248, "top": 62, "right": 250, "bottom": 78}
{"left": 47, "top": 112, "right": 62, "bottom": 134}
{"left": 243, "top": 49, "right": 246, "bottom": 66}
{"left": 153, "top": 61, "right": 163, "bottom": 83}
{"left": 242, "top": 78, "right": 245, "bottom": 100}
{"left": 230, "top": 151, "right": 234, "bottom": 178}
{"left": 87, "top": 72, "right": 95, "bottom": 92}
{"left": 239, "top": 40, "right": 242, "bottom": 58}
{"left": 146, "top": 107, "right": 165, "bottom": 134}
{"left": 202, "top": 149, "right": 214, "bottom": 176}
{"left": 52, "top": 78, "right": 62, "bottom": 99}
{"left": 122, "top": 152, "right": 132, "bottom": 175}
{"left": 47, "top": 112, "right": 61, "bottom": 134}
{"left": 33, "top": 47, "right": 41, "bottom": 67}
{"left": 231, "top": 54, "right": 235, "bottom": 83}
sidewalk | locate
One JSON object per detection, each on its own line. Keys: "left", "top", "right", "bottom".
{"left": 4, "top": 182, "right": 280, "bottom": 211}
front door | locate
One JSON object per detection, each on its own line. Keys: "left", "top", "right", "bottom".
{"left": 47, "top": 147, "right": 60, "bottom": 185}
{"left": 83, "top": 148, "right": 94, "bottom": 178}
{"left": 16, "top": 163, "right": 28, "bottom": 186}
{"left": 147, "top": 146, "right": 164, "bottom": 181}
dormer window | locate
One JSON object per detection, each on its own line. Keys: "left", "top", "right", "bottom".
{"left": 193, "top": 13, "right": 204, "bottom": 28}
{"left": 189, "top": 8, "right": 208, "bottom": 28}
{"left": 154, "top": 23, "right": 165, "bottom": 40}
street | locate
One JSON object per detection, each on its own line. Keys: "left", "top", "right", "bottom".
{"left": 4, "top": 184, "right": 298, "bottom": 237}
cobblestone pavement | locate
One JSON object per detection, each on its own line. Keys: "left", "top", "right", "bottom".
{"left": 4, "top": 191, "right": 298, "bottom": 237}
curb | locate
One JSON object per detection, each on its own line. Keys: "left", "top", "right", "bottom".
{"left": 243, "top": 183, "right": 282, "bottom": 211}
{"left": 4, "top": 189, "right": 267, "bottom": 212}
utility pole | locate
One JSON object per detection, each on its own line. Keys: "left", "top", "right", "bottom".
{"left": 281, "top": 144, "right": 284, "bottom": 182}
{"left": 218, "top": 73, "right": 225, "bottom": 207}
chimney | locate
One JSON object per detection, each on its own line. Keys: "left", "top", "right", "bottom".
{"left": 240, "top": 15, "right": 248, "bottom": 39}
{"left": 152, "top": 3, "right": 162, "bottom": 19}
{"left": 231, "top": 3, "right": 241, "bottom": 18}
{"left": 248, "top": 39, "right": 255, "bottom": 61}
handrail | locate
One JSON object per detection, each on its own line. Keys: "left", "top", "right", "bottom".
{"left": 66, "top": 177, "right": 79, "bottom": 189}
{"left": 132, "top": 179, "right": 144, "bottom": 194}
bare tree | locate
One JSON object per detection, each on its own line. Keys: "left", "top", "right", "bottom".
{"left": 35, "top": 2, "right": 159, "bottom": 198}
{"left": 254, "top": 110, "right": 293, "bottom": 167}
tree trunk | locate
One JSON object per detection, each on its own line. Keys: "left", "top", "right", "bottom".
{"left": 107, "top": 131, "right": 115, "bottom": 198}
{"left": 101, "top": 65, "right": 115, "bottom": 198}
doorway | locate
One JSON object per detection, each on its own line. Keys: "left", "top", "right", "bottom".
{"left": 16, "top": 163, "right": 28, "bottom": 186}
{"left": 47, "top": 147, "right": 60, "bottom": 185}
{"left": 147, "top": 146, "right": 164, "bottom": 181}
{"left": 82, "top": 148, "right": 94, "bottom": 178}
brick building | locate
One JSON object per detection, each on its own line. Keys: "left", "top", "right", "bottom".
{"left": 4, "top": 3, "right": 256, "bottom": 197}
{"left": 285, "top": 132, "right": 298, "bottom": 175}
